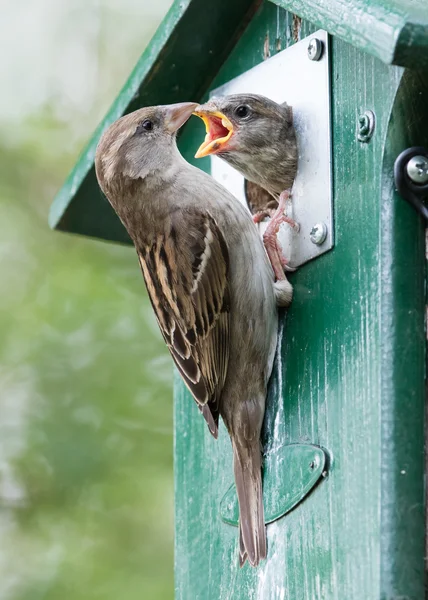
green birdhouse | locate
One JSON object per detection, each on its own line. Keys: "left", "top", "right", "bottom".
{"left": 50, "top": 1, "right": 428, "bottom": 598}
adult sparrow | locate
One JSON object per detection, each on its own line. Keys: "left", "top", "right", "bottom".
{"left": 194, "top": 94, "right": 299, "bottom": 280}
{"left": 95, "top": 102, "right": 292, "bottom": 567}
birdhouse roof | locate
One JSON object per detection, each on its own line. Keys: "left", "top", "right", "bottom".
{"left": 49, "top": 0, "right": 428, "bottom": 242}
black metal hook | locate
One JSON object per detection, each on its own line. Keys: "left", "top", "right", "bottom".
{"left": 394, "top": 147, "right": 428, "bottom": 221}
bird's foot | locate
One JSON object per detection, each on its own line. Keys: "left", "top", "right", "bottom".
{"left": 262, "top": 189, "right": 298, "bottom": 279}
{"left": 252, "top": 191, "right": 299, "bottom": 230}
{"left": 283, "top": 215, "right": 300, "bottom": 233}
{"left": 275, "top": 190, "right": 300, "bottom": 231}
{"left": 252, "top": 210, "right": 271, "bottom": 224}
{"left": 279, "top": 250, "right": 297, "bottom": 272}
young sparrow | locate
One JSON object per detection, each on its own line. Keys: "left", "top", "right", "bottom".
{"left": 95, "top": 102, "right": 292, "bottom": 567}
{"left": 193, "top": 94, "right": 299, "bottom": 280}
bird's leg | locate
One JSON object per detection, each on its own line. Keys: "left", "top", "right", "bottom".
{"left": 261, "top": 190, "right": 298, "bottom": 279}
{"left": 263, "top": 227, "right": 287, "bottom": 280}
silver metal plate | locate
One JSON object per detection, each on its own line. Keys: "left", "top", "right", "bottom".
{"left": 209, "top": 30, "right": 333, "bottom": 268}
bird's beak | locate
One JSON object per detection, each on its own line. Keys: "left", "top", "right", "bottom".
{"left": 193, "top": 109, "right": 234, "bottom": 158}
{"left": 164, "top": 102, "right": 199, "bottom": 134}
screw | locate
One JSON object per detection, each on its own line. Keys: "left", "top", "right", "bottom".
{"left": 307, "top": 38, "right": 323, "bottom": 61}
{"left": 310, "top": 222, "right": 327, "bottom": 245}
{"left": 406, "top": 155, "right": 428, "bottom": 184}
{"left": 357, "top": 110, "right": 375, "bottom": 143}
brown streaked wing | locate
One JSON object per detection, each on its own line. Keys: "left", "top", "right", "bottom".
{"left": 137, "top": 209, "right": 230, "bottom": 438}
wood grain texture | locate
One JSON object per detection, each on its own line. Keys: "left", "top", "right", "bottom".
{"left": 379, "top": 68, "right": 428, "bottom": 598}
{"left": 271, "top": 0, "right": 428, "bottom": 68}
{"left": 174, "top": 2, "right": 426, "bottom": 599}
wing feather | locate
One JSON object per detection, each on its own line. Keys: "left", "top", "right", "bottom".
{"left": 137, "top": 209, "right": 230, "bottom": 437}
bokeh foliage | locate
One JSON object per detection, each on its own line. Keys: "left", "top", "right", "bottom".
{"left": 0, "top": 2, "right": 174, "bottom": 598}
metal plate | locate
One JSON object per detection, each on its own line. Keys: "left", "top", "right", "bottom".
{"left": 210, "top": 30, "right": 333, "bottom": 268}
{"left": 220, "top": 444, "right": 327, "bottom": 526}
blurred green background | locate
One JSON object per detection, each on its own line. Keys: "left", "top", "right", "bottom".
{"left": 0, "top": 1, "right": 175, "bottom": 598}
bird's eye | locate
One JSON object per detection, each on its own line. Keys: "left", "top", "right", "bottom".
{"left": 234, "top": 105, "right": 250, "bottom": 119}
{"left": 136, "top": 119, "right": 153, "bottom": 133}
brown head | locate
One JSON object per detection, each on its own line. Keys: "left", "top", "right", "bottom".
{"left": 95, "top": 102, "right": 198, "bottom": 201}
{"left": 193, "top": 94, "right": 297, "bottom": 197}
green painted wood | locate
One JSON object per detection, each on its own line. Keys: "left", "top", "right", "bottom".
{"left": 174, "top": 3, "right": 426, "bottom": 599}
{"left": 379, "top": 67, "right": 428, "bottom": 598}
{"left": 220, "top": 444, "right": 327, "bottom": 526}
{"left": 48, "top": 0, "right": 260, "bottom": 243}
{"left": 271, "top": 0, "right": 428, "bottom": 68}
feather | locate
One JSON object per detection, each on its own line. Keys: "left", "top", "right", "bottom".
{"left": 137, "top": 209, "right": 230, "bottom": 435}
{"left": 233, "top": 439, "right": 266, "bottom": 567}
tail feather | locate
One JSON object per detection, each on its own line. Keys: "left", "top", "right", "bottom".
{"left": 233, "top": 441, "right": 266, "bottom": 567}
{"left": 239, "top": 527, "right": 248, "bottom": 567}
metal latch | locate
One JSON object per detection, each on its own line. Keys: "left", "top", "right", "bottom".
{"left": 209, "top": 30, "right": 333, "bottom": 268}
{"left": 394, "top": 147, "right": 428, "bottom": 220}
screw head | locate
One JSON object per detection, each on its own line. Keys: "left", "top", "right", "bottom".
{"left": 406, "top": 155, "right": 428, "bottom": 184}
{"left": 357, "top": 110, "right": 375, "bottom": 143}
{"left": 307, "top": 38, "right": 323, "bottom": 61}
{"left": 310, "top": 222, "right": 327, "bottom": 245}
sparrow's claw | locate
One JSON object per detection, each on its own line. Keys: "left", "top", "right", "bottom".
{"left": 252, "top": 211, "right": 270, "bottom": 224}
{"left": 283, "top": 215, "right": 300, "bottom": 232}
{"left": 252, "top": 192, "right": 299, "bottom": 231}
{"left": 283, "top": 263, "right": 297, "bottom": 272}
{"left": 278, "top": 241, "right": 297, "bottom": 272}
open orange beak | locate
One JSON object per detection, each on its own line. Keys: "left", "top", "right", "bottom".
{"left": 193, "top": 110, "right": 234, "bottom": 158}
